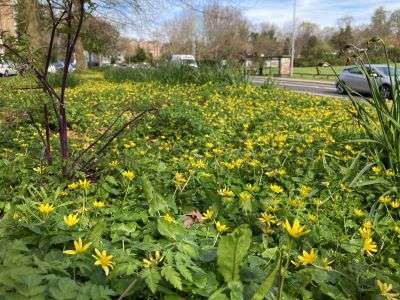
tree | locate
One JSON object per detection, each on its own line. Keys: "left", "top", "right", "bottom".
{"left": 201, "top": 4, "right": 249, "bottom": 61}
{"left": 371, "top": 7, "right": 391, "bottom": 39}
{"left": 390, "top": 9, "right": 400, "bottom": 37}
{"left": 81, "top": 16, "right": 120, "bottom": 60}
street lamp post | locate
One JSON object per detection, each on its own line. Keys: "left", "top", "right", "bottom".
{"left": 290, "top": 0, "right": 297, "bottom": 77}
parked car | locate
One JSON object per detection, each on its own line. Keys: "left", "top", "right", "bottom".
{"left": 48, "top": 61, "right": 76, "bottom": 74}
{"left": 171, "top": 54, "right": 198, "bottom": 68}
{"left": 0, "top": 61, "right": 18, "bottom": 77}
{"left": 336, "top": 64, "right": 399, "bottom": 98}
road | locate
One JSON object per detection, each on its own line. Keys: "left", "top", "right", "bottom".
{"left": 251, "top": 76, "right": 341, "bottom": 98}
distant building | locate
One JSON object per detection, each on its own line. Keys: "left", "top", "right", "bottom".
{"left": 139, "top": 41, "right": 163, "bottom": 59}
{"left": 0, "top": 1, "right": 16, "bottom": 55}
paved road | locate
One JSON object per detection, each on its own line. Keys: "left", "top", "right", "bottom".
{"left": 251, "top": 76, "right": 342, "bottom": 98}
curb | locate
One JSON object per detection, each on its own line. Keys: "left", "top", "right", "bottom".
{"left": 251, "top": 76, "right": 335, "bottom": 86}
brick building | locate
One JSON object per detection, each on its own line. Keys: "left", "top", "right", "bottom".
{"left": 139, "top": 41, "right": 163, "bottom": 60}
{"left": 0, "top": 1, "right": 16, "bottom": 55}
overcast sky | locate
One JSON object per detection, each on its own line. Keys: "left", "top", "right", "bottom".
{"left": 244, "top": 0, "right": 400, "bottom": 28}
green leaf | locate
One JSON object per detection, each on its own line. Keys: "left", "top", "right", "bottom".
{"left": 251, "top": 252, "right": 281, "bottom": 300}
{"left": 143, "top": 268, "right": 161, "bottom": 294}
{"left": 157, "top": 220, "right": 185, "bottom": 241}
{"left": 217, "top": 225, "right": 252, "bottom": 283}
{"left": 161, "top": 265, "right": 182, "bottom": 290}
{"left": 142, "top": 176, "right": 169, "bottom": 216}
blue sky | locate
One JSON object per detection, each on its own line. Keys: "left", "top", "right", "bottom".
{"left": 243, "top": 0, "right": 400, "bottom": 28}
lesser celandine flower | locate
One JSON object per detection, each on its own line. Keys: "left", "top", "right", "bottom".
{"left": 78, "top": 179, "right": 91, "bottom": 190}
{"left": 376, "top": 280, "right": 399, "bottom": 300}
{"left": 215, "top": 221, "right": 229, "bottom": 234}
{"left": 143, "top": 251, "right": 163, "bottom": 268}
{"left": 68, "top": 182, "right": 79, "bottom": 190}
{"left": 38, "top": 203, "right": 54, "bottom": 215}
{"left": 363, "top": 238, "right": 378, "bottom": 256}
{"left": 174, "top": 172, "right": 186, "bottom": 187}
{"left": 109, "top": 160, "right": 119, "bottom": 168}
{"left": 64, "top": 214, "right": 79, "bottom": 227}
{"left": 162, "top": 213, "right": 175, "bottom": 224}
{"left": 92, "top": 249, "right": 114, "bottom": 276}
{"left": 283, "top": 218, "right": 309, "bottom": 239}
{"left": 297, "top": 249, "right": 318, "bottom": 265}
{"left": 122, "top": 170, "right": 135, "bottom": 181}
{"left": 93, "top": 200, "right": 105, "bottom": 208}
{"left": 218, "top": 187, "right": 234, "bottom": 199}
{"left": 239, "top": 191, "right": 252, "bottom": 202}
{"left": 202, "top": 209, "right": 214, "bottom": 221}
{"left": 270, "top": 184, "right": 283, "bottom": 194}
{"left": 353, "top": 208, "right": 365, "bottom": 217}
{"left": 299, "top": 185, "right": 312, "bottom": 196}
{"left": 258, "top": 213, "right": 276, "bottom": 225}
{"left": 63, "top": 238, "right": 91, "bottom": 255}
{"left": 379, "top": 195, "right": 392, "bottom": 205}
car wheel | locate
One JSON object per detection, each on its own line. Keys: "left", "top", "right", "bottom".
{"left": 336, "top": 82, "right": 345, "bottom": 94}
{"left": 380, "top": 85, "right": 392, "bottom": 99}
{"left": 4, "top": 70, "right": 9, "bottom": 77}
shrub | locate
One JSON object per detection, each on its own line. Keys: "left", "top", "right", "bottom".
{"left": 104, "top": 63, "right": 246, "bottom": 85}
{"left": 47, "top": 72, "right": 81, "bottom": 88}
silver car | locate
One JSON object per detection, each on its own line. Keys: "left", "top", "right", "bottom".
{"left": 336, "top": 64, "right": 398, "bottom": 98}
{"left": 0, "top": 61, "right": 18, "bottom": 77}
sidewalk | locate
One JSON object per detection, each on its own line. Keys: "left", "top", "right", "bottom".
{"left": 250, "top": 75, "right": 334, "bottom": 86}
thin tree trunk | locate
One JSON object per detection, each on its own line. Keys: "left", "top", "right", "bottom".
{"left": 44, "top": 104, "right": 52, "bottom": 165}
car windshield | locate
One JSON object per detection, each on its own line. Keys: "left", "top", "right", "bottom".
{"left": 375, "top": 66, "right": 400, "bottom": 76}
{"left": 182, "top": 59, "right": 196, "bottom": 65}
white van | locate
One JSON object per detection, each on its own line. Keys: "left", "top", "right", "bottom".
{"left": 171, "top": 55, "right": 198, "bottom": 68}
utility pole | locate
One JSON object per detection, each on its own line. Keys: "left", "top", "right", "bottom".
{"left": 290, "top": 0, "right": 297, "bottom": 77}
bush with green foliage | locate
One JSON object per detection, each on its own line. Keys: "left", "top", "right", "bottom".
{"left": 104, "top": 63, "right": 246, "bottom": 85}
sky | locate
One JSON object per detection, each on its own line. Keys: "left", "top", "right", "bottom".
{"left": 244, "top": 0, "right": 400, "bottom": 28}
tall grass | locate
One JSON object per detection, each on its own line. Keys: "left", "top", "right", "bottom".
{"left": 47, "top": 72, "right": 81, "bottom": 88}
{"left": 338, "top": 39, "right": 400, "bottom": 173}
{"left": 104, "top": 63, "right": 247, "bottom": 85}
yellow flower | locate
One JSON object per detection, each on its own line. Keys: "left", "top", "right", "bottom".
{"left": 363, "top": 238, "right": 378, "bottom": 256}
{"left": 258, "top": 213, "right": 276, "bottom": 225}
{"left": 270, "top": 184, "right": 283, "bottom": 194}
{"left": 109, "top": 160, "right": 119, "bottom": 168}
{"left": 218, "top": 187, "right": 234, "bottom": 198}
{"left": 68, "top": 182, "right": 79, "bottom": 190}
{"left": 283, "top": 218, "right": 309, "bottom": 239}
{"left": 372, "top": 165, "right": 381, "bottom": 174}
{"left": 202, "top": 209, "right": 214, "bottom": 221}
{"left": 64, "top": 214, "right": 79, "bottom": 227}
{"left": 391, "top": 201, "right": 400, "bottom": 209}
{"left": 239, "top": 191, "right": 252, "bottom": 202}
{"left": 63, "top": 238, "right": 91, "bottom": 255}
{"left": 143, "top": 251, "right": 164, "bottom": 268}
{"left": 92, "top": 248, "right": 114, "bottom": 276}
{"left": 377, "top": 280, "right": 399, "bottom": 300}
{"left": 215, "top": 221, "right": 229, "bottom": 234}
{"left": 362, "top": 220, "right": 373, "bottom": 229}
{"left": 353, "top": 209, "right": 366, "bottom": 217}
{"left": 78, "top": 179, "right": 91, "bottom": 190}
{"left": 245, "top": 183, "right": 259, "bottom": 193}
{"left": 321, "top": 257, "right": 333, "bottom": 270}
{"left": 385, "top": 169, "right": 395, "bottom": 177}
{"left": 307, "top": 214, "right": 318, "bottom": 223}
{"left": 299, "top": 185, "right": 312, "bottom": 196}
{"left": 379, "top": 195, "right": 392, "bottom": 205}
{"left": 393, "top": 226, "right": 400, "bottom": 235}
{"left": 174, "top": 172, "right": 186, "bottom": 187}
{"left": 93, "top": 200, "right": 105, "bottom": 208}
{"left": 38, "top": 203, "right": 54, "bottom": 215}
{"left": 122, "top": 170, "right": 135, "bottom": 181}
{"left": 162, "top": 213, "right": 175, "bottom": 224}
{"left": 297, "top": 249, "right": 318, "bottom": 265}
{"left": 359, "top": 227, "right": 372, "bottom": 239}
